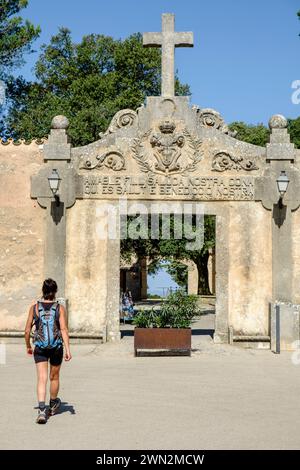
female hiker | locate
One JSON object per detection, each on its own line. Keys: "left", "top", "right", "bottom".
{"left": 24, "top": 278, "right": 72, "bottom": 424}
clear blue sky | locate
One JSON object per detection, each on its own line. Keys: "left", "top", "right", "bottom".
{"left": 20, "top": 0, "right": 300, "bottom": 125}
{"left": 147, "top": 263, "right": 180, "bottom": 296}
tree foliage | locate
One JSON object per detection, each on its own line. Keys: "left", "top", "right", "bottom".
{"left": 121, "top": 215, "right": 215, "bottom": 295}
{"left": 288, "top": 117, "right": 300, "bottom": 149}
{"left": 0, "top": 0, "right": 40, "bottom": 78}
{"left": 165, "top": 261, "right": 188, "bottom": 288}
{"left": 229, "top": 120, "right": 300, "bottom": 149}
{"left": 229, "top": 121, "right": 270, "bottom": 147}
{"left": 3, "top": 28, "right": 190, "bottom": 144}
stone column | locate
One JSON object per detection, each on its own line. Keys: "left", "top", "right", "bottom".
{"left": 214, "top": 208, "right": 230, "bottom": 343}
{"left": 255, "top": 115, "right": 300, "bottom": 303}
{"left": 272, "top": 188, "right": 293, "bottom": 301}
{"left": 31, "top": 116, "right": 76, "bottom": 299}
{"left": 105, "top": 202, "right": 121, "bottom": 342}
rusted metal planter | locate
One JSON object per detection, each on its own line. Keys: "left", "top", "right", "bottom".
{"left": 134, "top": 327, "right": 191, "bottom": 356}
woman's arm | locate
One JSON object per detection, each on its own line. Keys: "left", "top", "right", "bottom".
{"left": 59, "top": 305, "right": 72, "bottom": 361}
{"left": 24, "top": 305, "right": 34, "bottom": 355}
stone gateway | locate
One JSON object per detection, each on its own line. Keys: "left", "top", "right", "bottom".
{"left": 1, "top": 14, "right": 300, "bottom": 349}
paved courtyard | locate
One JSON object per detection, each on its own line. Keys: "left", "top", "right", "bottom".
{"left": 1, "top": 312, "right": 300, "bottom": 450}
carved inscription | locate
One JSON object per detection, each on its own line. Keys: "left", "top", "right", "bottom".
{"left": 81, "top": 174, "right": 254, "bottom": 200}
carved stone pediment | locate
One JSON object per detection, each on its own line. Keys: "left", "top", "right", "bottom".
{"left": 131, "top": 120, "right": 202, "bottom": 175}
{"left": 100, "top": 109, "right": 138, "bottom": 138}
{"left": 193, "top": 107, "right": 237, "bottom": 137}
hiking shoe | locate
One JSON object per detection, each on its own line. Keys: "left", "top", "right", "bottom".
{"left": 49, "top": 398, "right": 61, "bottom": 416}
{"left": 36, "top": 409, "right": 47, "bottom": 424}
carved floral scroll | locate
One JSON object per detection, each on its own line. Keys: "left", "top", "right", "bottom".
{"left": 212, "top": 152, "right": 258, "bottom": 172}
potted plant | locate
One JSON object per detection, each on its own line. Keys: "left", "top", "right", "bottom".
{"left": 133, "top": 290, "right": 200, "bottom": 356}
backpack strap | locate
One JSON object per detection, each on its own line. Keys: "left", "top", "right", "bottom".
{"left": 34, "top": 301, "right": 39, "bottom": 320}
{"left": 54, "top": 302, "right": 61, "bottom": 325}
{"left": 51, "top": 301, "right": 59, "bottom": 317}
{"left": 57, "top": 302, "right": 61, "bottom": 317}
{"left": 31, "top": 301, "right": 40, "bottom": 329}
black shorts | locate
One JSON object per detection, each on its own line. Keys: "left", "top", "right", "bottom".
{"left": 34, "top": 345, "right": 63, "bottom": 366}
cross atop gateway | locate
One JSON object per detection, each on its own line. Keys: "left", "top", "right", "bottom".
{"left": 143, "top": 13, "right": 194, "bottom": 97}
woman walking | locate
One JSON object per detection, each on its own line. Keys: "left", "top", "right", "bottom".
{"left": 24, "top": 279, "right": 72, "bottom": 424}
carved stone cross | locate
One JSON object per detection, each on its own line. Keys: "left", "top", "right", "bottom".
{"left": 143, "top": 13, "right": 193, "bottom": 97}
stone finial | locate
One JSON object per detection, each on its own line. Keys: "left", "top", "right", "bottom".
{"left": 51, "top": 115, "right": 70, "bottom": 130}
{"left": 43, "top": 115, "right": 71, "bottom": 161}
{"left": 266, "top": 114, "right": 294, "bottom": 162}
{"left": 269, "top": 114, "right": 288, "bottom": 130}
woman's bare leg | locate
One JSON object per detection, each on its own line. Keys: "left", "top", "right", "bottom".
{"left": 36, "top": 361, "right": 48, "bottom": 403}
{"left": 50, "top": 364, "right": 61, "bottom": 400}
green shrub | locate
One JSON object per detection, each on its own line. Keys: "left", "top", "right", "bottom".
{"left": 133, "top": 290, "right": 200, "bottom": 329}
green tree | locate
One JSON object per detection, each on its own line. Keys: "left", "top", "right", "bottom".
{"left": 0, "top": 0, "right": 40, "bottom": 78}
{"left": 165, "top": 261, "right": 188, "bottom": 289}
{"left": 121, "top": 215, "right": 215, "bottom": 295}
{"left": 288, "top": 117, "right": 300, "bottom": 149}
{"left": 229, "top": 121, "right": 270, "bottom": 146}
{"left": 155, "top": 215, "right": 215, "bottom": 295}
{"left": 229, "top": 120, "right": 300, "bottom": 149}
{"left": 3, "top": 28, "right": 190, "bottom": 144}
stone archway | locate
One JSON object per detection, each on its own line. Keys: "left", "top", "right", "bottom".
{"left": 103, "top": 202, "right": 230, "bottom": 343}
{"left": 27, "top": 14, "right": 300, "bottom": 350}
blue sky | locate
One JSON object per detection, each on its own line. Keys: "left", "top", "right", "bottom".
{"left": 20, "top": 0, "right": 300, "bottom": 125}
{"left": 147, "top": 263, "right": 180, "bottom": 296}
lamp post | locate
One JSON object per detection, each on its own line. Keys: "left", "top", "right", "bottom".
{"left": 276, "top": 171, "right": 289, "bottom": 209}
{"left": 48, "top": 169, "right": 61, "bottom": 206}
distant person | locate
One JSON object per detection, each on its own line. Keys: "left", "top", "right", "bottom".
{"left": 122, "top": 288, "right": 134, "bottom": 319}
{"left": 24, "top": 279, "right": 72, "bottom": 424}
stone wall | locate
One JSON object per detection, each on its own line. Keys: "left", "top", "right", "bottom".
{"left": 0, "top": 143, "right": 44, "bottom": 331}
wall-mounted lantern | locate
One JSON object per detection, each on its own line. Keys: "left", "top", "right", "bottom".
{"left": 48, "top": 169, "right": 61, "bottom": 206}
{"left": 277, "top": 171, "right": 289, "bottom": 208}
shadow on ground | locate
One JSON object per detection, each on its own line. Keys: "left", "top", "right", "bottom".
{"left": 34, "top": 402, "right": 76, "bottom": 415}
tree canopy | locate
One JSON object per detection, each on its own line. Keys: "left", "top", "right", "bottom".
{"left": 2, "top": 28, "right": 190, "bottom": 145}
{"left": 229, "top": 120, "right": 300, "bottom": 149}
{"left": 0, "top": 0, "right": 40, "bottom": 79}
{"left": 287, "top": 117, "right": 300, "bottom": 149}
{"left": 121, "top": 214, "right": 215, "bottom": 295}
{"left": 229, "top": 121, "right": 270, "bottom": 147}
